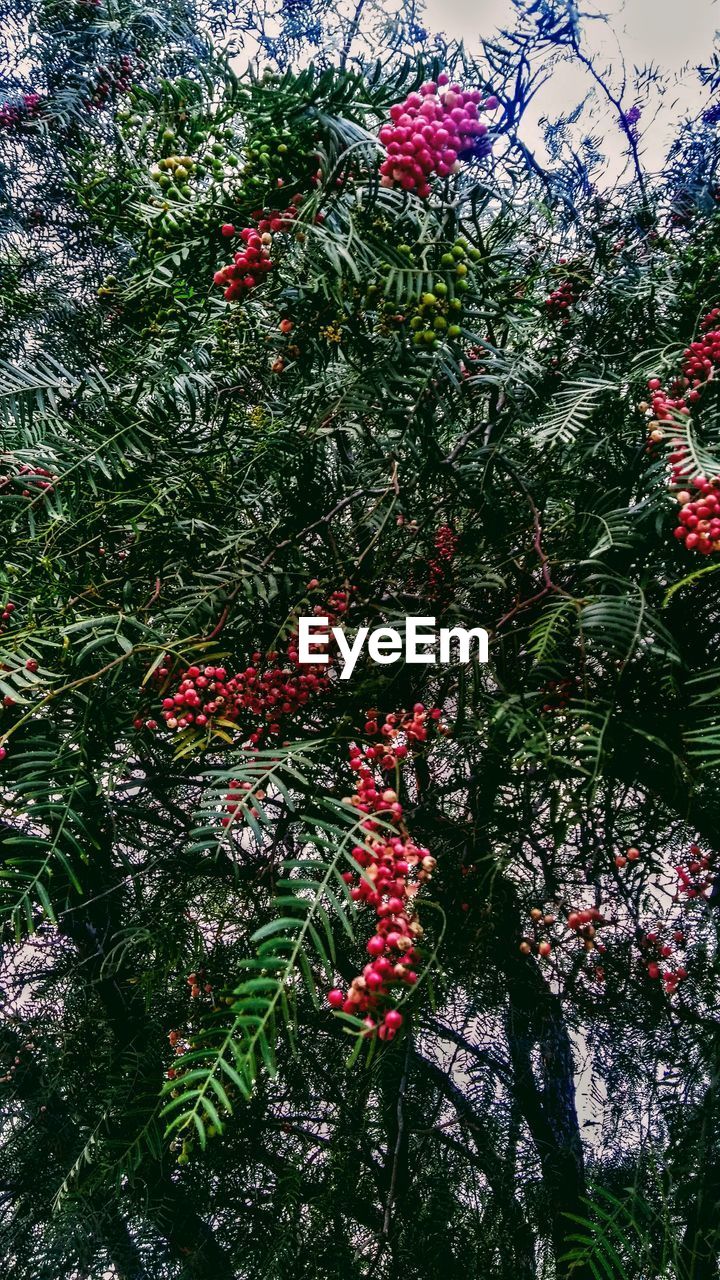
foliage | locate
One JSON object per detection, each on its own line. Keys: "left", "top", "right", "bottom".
{"left": 1, "top": 1, "right": 720, "bottom": 1278}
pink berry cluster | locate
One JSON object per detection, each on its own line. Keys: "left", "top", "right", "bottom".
{"left": 643, "top": 308, "right": 720, "bottom": 554}
{"left": 213, "top": 226, "right": 275, "bottom": 301}
{"left": 0, "top": 93, "right": 42, "bottom": 130}
{"left": 378, "top": 75, "right": 497, "bottom": 197}
{"left": 544, "top": 279, "right": 577, "bottom": 323}
{"left": 328, "top": 706, "right": 443, "bottom": 1041}
{"left": 427, "top": 523, "right": 458, "bottom": 595}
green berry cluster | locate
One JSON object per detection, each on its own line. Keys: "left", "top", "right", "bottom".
{"left": 149, "top": 152, "right": 197, "bottom": 200}
{"left": 409, "top": 239, "right": 478, "bottom": 349}
{"left": 365, "top": 238, "right": 479, "bottom": 350}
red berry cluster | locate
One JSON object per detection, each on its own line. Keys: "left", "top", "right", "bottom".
{"left": 0, "top": 601, "right": 16, "bottom": 636}
{"left": 165, "top": 1027, "right": 190, "bottom": 1080}
{"left": 544, "top": 279, "right": 577, "bottom": 322}
{"left": 221, "top": 778, "right": 265, "bottom": 828}
{"left": 521, "top": 905, "right": 605, "bottom": 960}
{"left": 165, "top": 972, "right": 213, "bottom": 1080}
{"left": 0, "top": 1041, "right": 34, "bottom": 1086}
{"left": 186, "top": 969, "right": 213, "bottom": 1000}
{"left": 0, "top": 93, "right": 42, "bottom": 130}
{"left": 213, "top": 226, "right": 275, "bottom": 300}
{"left": 0, "top": 462, "right": 57, "bottom": 499}
{"left": 327, "top": 704, "right": 445, "bottom": 1041}
{"left": 614, "top": 844, "right": 641, "bottom": 868}
{"left": 86, "top": 55, "right": 136, "bottom": 109}
{"left": 643, "top": 308, "right": 720, "bottom": 554}
{"left": 674, "top": 841, "right": 713, "bottom": 899}
{"left": 362, "top": 702, "right": 443, "bottom": 753}
{"left": 149, "top": 587, "right": 351, "bottom": 743}
{"left": 517, "top": 832, "right": 710, "bottom": 999}
{"left": 156, "top": 652, "right": 330, "bottom": 743}
{"left": 640, "top": 929, "right": 688, "bottom": 994}
{"left": 251, "top": 193, "right": 307, "bottom": 234}
{"left": 672, "top": 481, "right": 720, "bottom": 554}
{"left": 519, "top": 907, "right": 557, "bottom": 956}
{"left": 378, "top": 75, "right": 497, "bottom": 196}
{"left": 540, "top": 675, "right": 579, "bottom": 714}
{"left": 427, "top": 523, "right": 458, "bottom": 595}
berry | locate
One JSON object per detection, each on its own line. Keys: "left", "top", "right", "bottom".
{"left": 378, "top": 79, "right": 494, "bottom": 197}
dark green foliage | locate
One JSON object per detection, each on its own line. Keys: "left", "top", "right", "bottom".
{"left": 2, "top": 2, "right": 720, "bottom": 1278}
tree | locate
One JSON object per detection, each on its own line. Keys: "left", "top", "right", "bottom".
{"left": 1, "top": 1, "right": 720, "bottom": 1276}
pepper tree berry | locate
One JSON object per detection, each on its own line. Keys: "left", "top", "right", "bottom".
{"left": 517, "top": 832, "right": 712, "bottom": 999}
{"left": 151, "top": 587, "right": 351, "bottom": 742}
{"left": 0, "top": 601, "right": 16, "bottom": 636}
{"left": 221, "top": 778, "right": 266, "bottom": 829}
{"left": 156, "top": 650, "right": 331, "bottom": 742}
{"left": 365, "top": 237, "right": 479, "bottom": 350}
{"left": 427, "top": 522, "right": 458, "bottom": 595}
{"left": 378, "top": 74, "right": 497, "bottom": 196}
{"left": 85, "top": 56, "right": 138, "bottom": 111}
{"left": 643, "top": 306, "right": 720, "bottom": 554}
{"left": 544, "top": 279, "right": 577, "bottom": 322}
{"left": 213, "top": 226, "right": 276, "bottom": 300}
{"left": 327, "top": 704, "right": 445, "bottom": 1041}
{"left": 675, "top": 841, "right": 713, "bottom": 899}
{"left": 0, "top": 93, "right": 43, "bottom": 130}
{"left": 0, "top": 462, "right": 57, "bottom": 499}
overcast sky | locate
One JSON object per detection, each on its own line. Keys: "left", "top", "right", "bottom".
{"left": 422, "top": 0, "right": 720, "bottom": 178}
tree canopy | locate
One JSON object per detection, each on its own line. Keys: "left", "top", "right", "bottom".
{"left": 2, "top": 2, "right": 720, "bottom": 1277}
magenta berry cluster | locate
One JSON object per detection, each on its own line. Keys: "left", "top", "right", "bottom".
{"left": 86, "top": 55, "right": 137, "bottom": 110}
{"left": 378, "top": 74, "right": 497, "bottom": 197}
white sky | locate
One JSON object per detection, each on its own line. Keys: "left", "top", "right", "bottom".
{"left": 422, "top": 0, "right": 720, "bottom": 179}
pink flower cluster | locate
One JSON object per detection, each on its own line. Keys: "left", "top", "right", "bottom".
{"left": 378, "top": 74, "right": 498, "bottom": 197}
